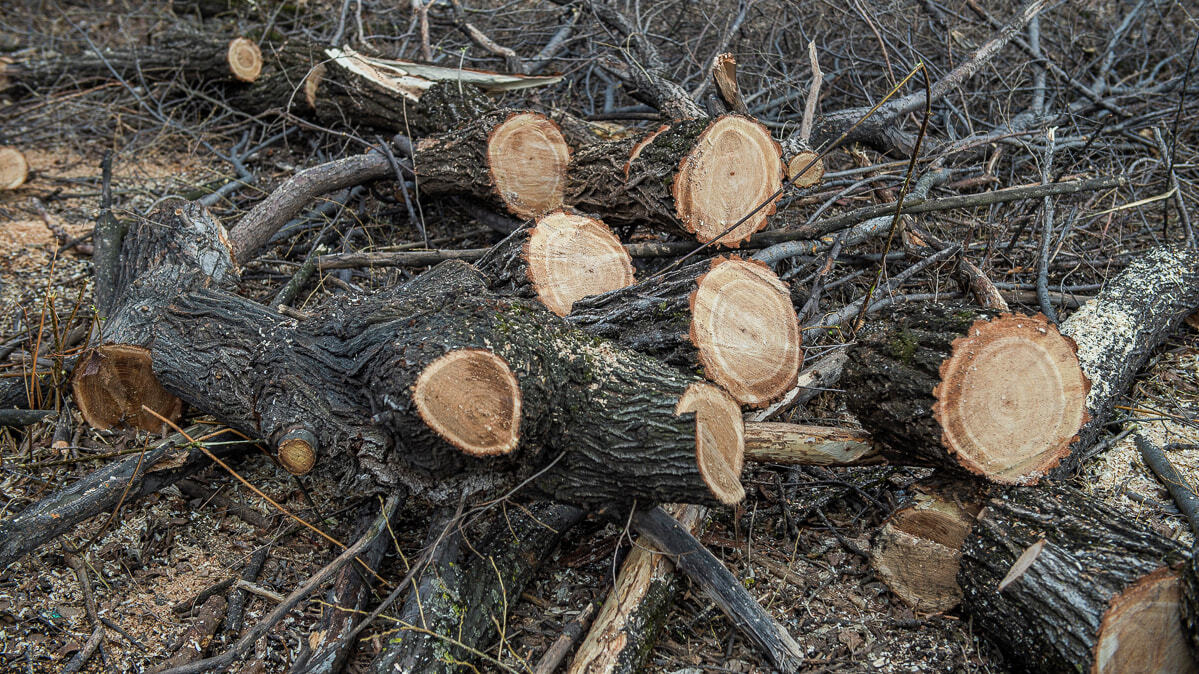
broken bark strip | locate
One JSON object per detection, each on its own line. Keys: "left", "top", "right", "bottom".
{"left": 0, "top": 146, "right": 28, "bottom": 189}
{"left": 0, "top": 426, "right": 252, "bottom": 569}
{"left": 368, "top": 503, "right": 583, "bottom": 674}
{"left": 569, "top": 503, "right": 705, "bottom": 674}
{"left": 568, "top": 256, "right": 801, "bottom": 406}
{"left": 414, "top": 109, "right": 571, "bottom": 220}
{"left": 959, "top": 484, "right": 1195, "bottom": 674}
{"left": 844, "top": 304, "right": 1090, "bottom": 483}
{"left": 476, "top": 209, "right": 635, "bottom": 316}
{"left": 0, "top": 30, "right": 262, "bottom": 94}
{"left": 567, "top": 115, "right": 783, "bottom": 246}
{"left": 743, "top": 423, "right": 879, "bottom": 466}
{"left": 631, "top": 506, "right": 804, "bottom": 672}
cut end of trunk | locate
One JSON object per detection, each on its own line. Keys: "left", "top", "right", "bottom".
{"left": 786, "top": 150, "right": 824, "bottom": 188}
{"left": 277, "top": 427, "right": 318, "bottom": 475}
{"left": 487, "top": 112, "right": 569, "bottom": 219}
{"left": 71, "top": 344, "right": 183, "bottom": 432}
{"left": 625, "top": 124, "right": 670, "bottom": 179}
{"left": 672, "top": 115, "right": 782, "bottom": 247}
{"left": 675, "top": 382, "right": 745, "bottom": 505}
{"left": 932, "top": 313, "right": 1090, "bottom": 483}
{"left": 0, "top": 147, "right": 28, "bottom": 190}
{"left": 690, "top": 257, "right": 802, "bottom": 406}
{"left": 226, "top": 37, "right": 262, "bottom": 83}
{"left": 414, "top": 349, "right": 522, "bottom": 457}
{"left": 1093, "top": 567, "right": 1198, "bottom": 674}
{"left": 524, "top": 210, "right": 635, "bottom": 316}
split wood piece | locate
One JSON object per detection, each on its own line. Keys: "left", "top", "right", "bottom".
{"left": 959, "top": 484, "right": 1196, "bottom": 674}
{"left": 631, "top": 505, "right": 804, "bottom": 672}
{"left": 844, "top": 304, "right": 1090, "bottom": 483}
{"left": 569, "top": 503, "right": 706, "bottom": 674}
{"left": 568, "top": 256, "right": 801, "bottom": 406}
{"left": 0, "top": 146, "right": 28, "bottom": 189}
{"left": 710, "top": 54, "right": 748, "bottom": 115}
{"left": 367, "top": 503, "right": 583, "bottom": 674}
{"left": 476, "top": 209, "right": 635, "bottom": 316}
{"left": 743, "top": 422, "right": 879, "bottom": 466}
{"left": 869, "top": 479, "right": 981, "bottom": 613}
{"left": 71, "top": 344, "right": 183, "bottom": 432}
{"left": 569, "top": 115, "right": 783, "bottom": 246}
{"left": 414, "top": 110, "right": 570, "bottom": 219}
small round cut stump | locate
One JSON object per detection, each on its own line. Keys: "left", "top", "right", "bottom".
{"left": 933, "top": 313, "right": 1089, "bottom": 483}
{"left": 690, "top": 257, "right": 801, "bottom": 406}
{"left": 0, "top": 147, "right": 28, "bottom": 190}
{"left": 786, "top": 150, "right": 824, "bottom": 188}
{"left": 525, "top": 210, "right": 635, "bottom": 316}
{"left": 487, "top": 112, "right": 569, "bottom": 219}
{"left": 71, "top": 344, "right": 183, "bottom": 432}
{"left": 675, "top": 382, "right": 745, "bottom": 505}
{"left": 226, "top": 37, "right": 263, "bottom": 83}
{"left": 414, "top": 349, "right": 521, "bottom": 457}
{"left": 1093, "top": 569, "right": 1197, "bottom": 674}
{"left": 672, "top": 115, "right": 782, "bottom": 247}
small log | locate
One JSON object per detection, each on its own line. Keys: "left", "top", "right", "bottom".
{"left": 0, "top": 146, "right": 28, "bottom": 189}
{"left": 844, "top": 304, "right": 1090, "bottom": 482}
{"left": 743, "top": 422, "right": 879, "bottom": 466}
{"left": 959, "top": 484, "right": 1195, "bottom": 673}
{"left": 568, "top": 255, "right": 801, "bottom": 406}
{"left": 476, "top": 209, "right": 635, "bottom": 316}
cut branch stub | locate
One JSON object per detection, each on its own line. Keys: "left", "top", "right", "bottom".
{"left": 225, "top": 37, "right": 262, "bottom": 83}
{"left": 414, "top": 348, "right": 521, "bottom": 457}
{"left": 71, "top": 344, "right": 182, "bottom": 432}
{"left": 524, "top": 210, "right": 635, "bottom": 316}
{"left": 691, "top": 257, "right": 802, "bottom": 405}
{"left": 932, "top": 313, "right": 1090, "bottom": 482}
{"left": 676, "top": 382, "right": 745, "bottom": 506}
{"left": 0, "top": 147, "right": 28, "bottom": 190}
{"left": 671, "top": 114, "right": 782, "bottom": 246}
{"left": 487, "top": 111, "right": 570, "bottom": 218}
{"left": 276, "top": 427, "right": 318, "bottom": 475}
{"left": 786, "top": 150, "right": 824, "bottom": 189}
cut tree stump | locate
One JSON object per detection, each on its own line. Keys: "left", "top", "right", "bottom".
{"left": 844, "top": 304, "right": 1090, "bottom": 482}
{"left": 959, "top": 484, "right": 1196, "bottom": 674}
{"left": 0, "top": 147, "right": 28, "bottom": 189}
{"left": 568, "top": 256, "right": 801, "bottom": 406}
{"left": 475, "top": 209, "right": 635, "bottom": 316}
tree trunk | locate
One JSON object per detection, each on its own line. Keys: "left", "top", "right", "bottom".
{"left": 959, "top": 484, "right": 1195, "bottom": 674}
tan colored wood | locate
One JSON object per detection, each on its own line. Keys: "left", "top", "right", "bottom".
{"left": 302, "top": 62, "right": 324, "bottom": 109}
{"left": 786, "top": 150, "right": 824, "bottom": 188}
{"left": 690, "top": 256, "right": 801, "bottom": 406}
{"left": 413, "top": 348, "right": 521, "bottom": 457}
{"left": 675, "top": 382, "right": 744, "bottom": 505}
{"left": 0, "top": 147, "right": 28, "bottom": 190}
{"left": 1093, "top": 568, "right": 1197, "bottom": 674}
{"left": 933, "top": 313, "right": 1090, "bottom": 483}
{"left": 672, "top": 115, "right": 782, "bottom": 246}
{"left": 487, "top": 112, "right": 570, "bottom": 219}
{"left": 277, "top": 428, "right": 317, "bottom": 475}
{"left": 226, "top": 37, "right": 262, "bottom": 83}
{"left": 525, "top": 210, "right": 635, "bottom": 316}
{"left": 711, "top": 53, "right": 748, "bottom": 115}
{"left": 743, "top": 422, "right": 879, "bottom": 466}
{"left": 71, "top": 344, "right": 183, "bottom": 432}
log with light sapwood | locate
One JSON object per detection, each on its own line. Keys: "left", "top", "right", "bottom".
{"left": 567, "top": 255, "right": 801, "bottom": 406}
{"left": 475, "top": 209, "right": 635, "bottom": 316}
{"left": 0, "top": 147, "right": 28, "bottom": 190}
{"left": 843, "top": 304, "right": 1091, "bottom": 483}
{"left": 743, "top": 423, "right": 879, "bottom": 466}
{"left": 869, "top": 478, "right": 981, "bottom": 613}
{"left": 567, "top": 115, "right": 783, "bottom": 246}
{"left": 414, "top": 109, "right": 571, "bottom": 219}
{"left": 959, "top": 484, "right": 1195, "bottom": 674}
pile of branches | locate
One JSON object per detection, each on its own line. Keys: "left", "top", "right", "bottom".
{"left": 2, "top": 0, "right": 1199, "bottom": 671}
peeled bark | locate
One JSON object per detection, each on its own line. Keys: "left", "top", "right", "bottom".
{"left": 959, "top": 484, "right": 1195, "bottom": 674}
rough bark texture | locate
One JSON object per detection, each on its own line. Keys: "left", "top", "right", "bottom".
{"left": 1185, "top": 543, "right": 1199, "bottom": 660}
{"left": 959, "top": 484, "right": 1194, "bottom": 674}
{"left": 308, "top": 64, "right": 493, "bottom": 135}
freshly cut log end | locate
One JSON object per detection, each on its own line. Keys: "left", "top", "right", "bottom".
{"left": 487, "top": 111, "right": 570, "bottom": 219}
{"left": 675, "top": 382, "right": 745, "bottom": 505}
{"left": 690, "top": 257, "right": 802, "bottom": 406}
{"left": 413, "top": 348, "right": 521, "bottom": 457}
{"left": 71, "top": 344, "right": 182, "bottom": 432}
{"left": 277, "top": 427, "right": 317, "bottom": 475}
{"left": 671, "top": 115, "right": 782, "bottom": 246}
{"left": 0, "top": 147, "right": 28, "bottom": 190}
{"left": 1093, "top": 568, "right": 1195, "bottom": 674}
{"left": 786, "top": 150, "right": 824, "bottom": 188}
{"left": 226, "top": 37, "right": 262, "bottom": 83}
{"left": 624, "top": 124, "right": 670, "bottom": 178}
{"left": 932, "top": 313, "right": 1090, "bottom": 483}
{"left": 524, "top": 210, "right": 635, "bottom": 316}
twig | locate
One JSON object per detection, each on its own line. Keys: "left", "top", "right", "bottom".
{"left": 1037, "top": 127, "right": 1059, "bottom": 323}
{"left": 1134, "top": 432, "right": 1199, "bottom": 537}
{"left": 60, "top": 625, "right": 104, "bottom": 674}
{"left": 532, "top": 602, "right": 596, "bottom": 674}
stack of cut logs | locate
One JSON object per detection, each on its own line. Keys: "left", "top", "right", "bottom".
{"left": 4, "top": 26, "right": 1199, "bottom": 674}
